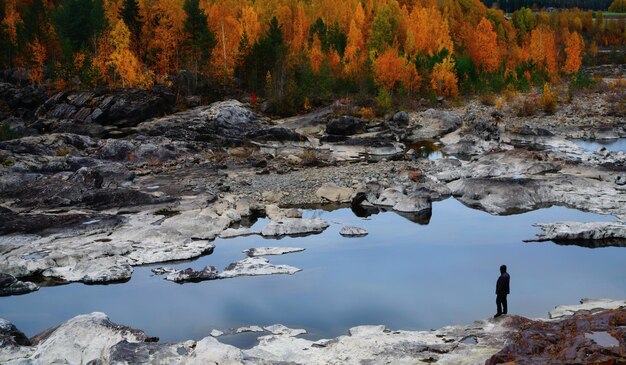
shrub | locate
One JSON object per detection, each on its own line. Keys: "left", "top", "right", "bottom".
{"left": 359, "top": 107, "right": 376, "bottom": 120}
{"left": 569, "top": 71, "right": 595, "bottom": 92}
{"left": 374, "top": 88, "right": 393, "bottom": 116}
{"left": 298, "top": 148, "right": 320, "bottom": 166}
{"left": 0, "top": 123, "right": 17, "bottom": 142}
{"left": 55, "top": 147, "right": 72, "bottom": 156}
{"left": 480, "top": 93, "right": 497, "bottom": 106}
{"left": 512, "top": 94, "right": 540, "bottom": 117}
{"left": 541, "top": 83, "right": 558, "bottom": 114}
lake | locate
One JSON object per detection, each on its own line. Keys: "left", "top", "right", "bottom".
{"left": 1, "top": 198, "right": 625, "bottom": 348}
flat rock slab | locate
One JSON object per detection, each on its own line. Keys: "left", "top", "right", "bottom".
{"left": 243, "top": 247, "right": 305, "bottom": 257}
{"left": 0, "top": 273, "right": 39, "bottom": 297}
{"left": 339, "top": 226, "right": 368, "bottom": 237}
{"left": 164, "top": 266, "right": 219, "bottom": 283}
{"left": 315, "top": 183, "right": 354, "bottom": 203}
{"left": 219, "top": 227, "right": 260, "bottom": 239}
{"left": 219, "top": 257, "right": 301, "bottom": 279}
{"left": 236, "top": 326, "right": 264, "bottom": 334}
{"left": 263, "top": 324, "right": 307, "bottom": 337}
{"left": 527, "top": 221, "right": 626, "bottom": 243}
{"left": 549, "top": 298, "right": 626, "bottom": 319}
{"left": 261, "top": 218, "right": 329, "bottom": 237}
{"left": 210, "top": 329, "right": 224, "bottom": 337}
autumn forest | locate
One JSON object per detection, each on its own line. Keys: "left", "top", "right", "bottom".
{"left": 1, "top": 0, "right": 625, "bottom": 114}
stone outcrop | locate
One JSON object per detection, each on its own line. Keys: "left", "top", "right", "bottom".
{"left": 526, "top": 221, "right": 626, "bottom": 247}
{"left": 549, "top": 298, "right": 626, "bottom": 319}
{"left": 218, "top": 257, "right": 301, "bottom": 278}
{"left": 136, "top": 100, "right": 262, "bottom": 144}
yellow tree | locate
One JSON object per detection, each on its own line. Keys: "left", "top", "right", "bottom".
{"left": 563, "top": 31, "right": 584, "bottom": 74}
{"left": 289, "top": 3, "right": 310, "bottom": 55}
{"left": 206, "top": 2, "right": 242, "bottom": 81}
{"left": 373, "top": 47, "right": 403, "bottom": 91}
{"left": 148, "top": 0, "right": 187, "bottom": 76}
{"left": 529, "top": 26, "right": 557, "bottom": 76}
{"left": 29, "top": 38, "right": 47, "bottom": 84}
{"left": 343, "top": 19, "right": 366, "bottom": 77}
{"left": 400, "top": 60, "right": 421, "bottom": 96}
{"left": 240, "top": 6, "right": 262, "bottom": 47}
{"left": 108, "top": 19, "right": 152, "bottom": 87}
{"left": 430, "top": 55, "right": 458, "bottom": 97}
{"left": 469, "top": 17, "right": 500, "bottom": 73}
{"left": 405, "top": 6, "right": 453, "bottom": 57}
{"left": 309, "top": 35, "right": 324, "bottom": 74}
{"left": 2, "top": 0, "right": 21, "bottom": 45}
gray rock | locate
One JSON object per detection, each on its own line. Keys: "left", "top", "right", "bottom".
{"left": 0, "top": 273, "right": 39, "bottom": 296}
{"left": 315, "top": 183, "right": 354, "bottom": 203}
{"left": 326, "top": 116, "right": 365, "bottom": 136}
{"left": 236, "top": 325, "right": 264, "bottom": 333}
{"left": 549, "top": 298, "right": 626, "bottom": 319}
{"left": 393, "top": 111, "right": 409, "bottom": 123}
{"left": 243, "top": 247, "right": 305, "bottom": 256}
{"left": 410, "top": 109, "right": 462, "bottom": 140}
{"left": 261, "top": 218, "right": 329, "bottom": 237}
{"left": 616, "top": 175, "right": 625, "bottom": 186}
{"left": 527, "top": 221, "right": 626, "bottom": 244}
{"left": 219, "top": 257, "right": 301, "bottom": 278}
{"left": 136, "top": 100, "right": 260, "bottom": 144}
{"left": 263, "top": 324, "right": 307, "bottom": 337}
{"left": 339, "top": 226, "right": 368, "bottom": 237}
{"left": 393, "top": 195, "right": 432, "bottom": 213}
{"left": 219, "top": 227, "right": 260, "bottom": 239}
{"left": 210, "top": 329, "right": 224, "bottom": 337}
{"left": 164, "top": 266, "right": 219, "bottom": 283}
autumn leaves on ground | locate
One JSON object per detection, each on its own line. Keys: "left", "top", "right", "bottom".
{"left": 1, "top": 0, "right": 625, "bottom": 116}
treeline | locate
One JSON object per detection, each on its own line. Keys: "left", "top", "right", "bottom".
{"left": 1, "top": 0, "right": 625, "bottom": 114}
{"left": 481, "top": 0, "right": 614, "bottom": 13}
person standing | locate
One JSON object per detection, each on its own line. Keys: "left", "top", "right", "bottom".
{"left": 494, "top": 265, "right": 510, "bottom": 318}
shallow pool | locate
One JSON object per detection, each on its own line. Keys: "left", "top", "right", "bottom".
{"left": 573, "top": 138, "right": 626, "bottom": 153}
{"left": 1, "top": 199, "right": 625, "bottom": 348}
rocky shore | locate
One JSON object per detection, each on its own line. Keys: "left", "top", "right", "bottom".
{"left": 0, "top": 299, "right": 624, "bottom": 364}
{"left": 1, "top": 80, "right": 625, "bottom": 362}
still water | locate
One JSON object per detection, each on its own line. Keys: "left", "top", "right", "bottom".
{"left": 1, "top": 199, "right": 625, "bottom": 347}
{"left": 573, "top": 138, "right": 626, "bottom": 153}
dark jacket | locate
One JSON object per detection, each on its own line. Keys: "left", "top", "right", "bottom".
{"left": 496, "top": 272, "right": 510, "bottom": 295}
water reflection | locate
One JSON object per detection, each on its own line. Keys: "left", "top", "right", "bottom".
{"left": 407, "top": 141, "right": 445, "bottom": 160}
{"left": 1, "top": 199, "right": 625, "bottom": 349}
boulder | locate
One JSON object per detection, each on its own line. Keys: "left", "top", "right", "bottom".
{"left": 136, "top": 100, "right": 260, "bottom": 144}
{"left": 316, "top": 183, "right": 354, "bottom": 203}
{"left": 0, "top": 273, "right": 39, "bottom": 296}
{"left": 339, "top": 226, "right": 368, "bottom": 237}
{"left": 392, "top": 111, "right": 410, "bottom": 124}
{"left": 326, "top": 116, "right": 365, "bottom": 136}
{"left": 393, "top": 195, "right": 432, "bottom": 213}
{"left": 410, "top": 109, "right": 462, "bottom": 140}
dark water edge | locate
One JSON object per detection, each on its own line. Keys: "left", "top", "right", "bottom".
{"left": 1, "top": 198, "right": 625, "bottom": 349}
